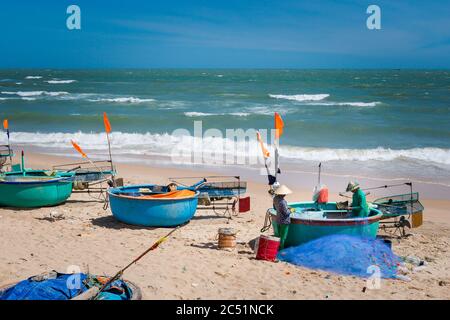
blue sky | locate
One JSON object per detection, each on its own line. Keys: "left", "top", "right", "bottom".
{"left": 1, "top": 1, "right": 449, "bottom": 68}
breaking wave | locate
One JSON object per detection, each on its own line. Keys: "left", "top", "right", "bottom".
{"left": 2, "top": 131, "right": 450, "bottom": 166}
{"left": 184, "top": 112, "right": 250, "bottom": 117}
{"left": 311, "top": 101, "right": 381, "bottom": 107}
{"left": 269, "top": 94, "right": 330, "bottom": 101}
{"left": 269, "top": 93, "right": 380, "bottom": 107}
{"left": 1, "top": 91, "right": 69, "bottom": 97}
{"left": 0, "top": 91, "right": 156, "bottom": 104}
{"left": 45, "top": 80, "right": 77, "bottom": 84}
{"left": 87, "top": 97, "right": 155, "bottom": 103}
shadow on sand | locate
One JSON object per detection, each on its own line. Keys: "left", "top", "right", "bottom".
{"left": 191, "top": 214, "right": 228, "bottom": 221}
{"left": 90, "top": 215, "right": 159, "bottom": 231}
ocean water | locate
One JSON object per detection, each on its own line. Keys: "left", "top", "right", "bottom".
{"left": 1, "top": 69, "right": 449, "bottom": 188}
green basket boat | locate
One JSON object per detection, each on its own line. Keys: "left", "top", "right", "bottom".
{"left": 0, "top": 172, "right": 74, "bottom": 208}
{"left": 269, "top": 201, "right": 383, "bottom": 247}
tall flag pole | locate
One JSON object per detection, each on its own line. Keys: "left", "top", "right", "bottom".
{"left": 103, "top": 112, "right": 115, "bottom": 184}
{"left": 274, "top": 112, "right": 284, "bottom": 181}
{"left": 3, "top": 119, "right": 12, "bottom": 164}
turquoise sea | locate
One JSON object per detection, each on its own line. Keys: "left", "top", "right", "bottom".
{"left": 1, "top": 69, "right": 450, "bottom": 188}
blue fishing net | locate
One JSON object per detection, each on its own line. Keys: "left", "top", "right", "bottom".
{"left": 0, "top": 273, "right": 133, "bottom": 300}
{"left": 278, "top": 235, "right": 401, "bottom": 278}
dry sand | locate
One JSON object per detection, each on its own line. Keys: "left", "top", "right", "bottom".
{"left": 1, "top": 152, "right": 449, "bottom": 299}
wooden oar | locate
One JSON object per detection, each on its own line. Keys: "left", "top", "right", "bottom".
{"left": 92, "top": 226, "right": 180, "bottom": 300}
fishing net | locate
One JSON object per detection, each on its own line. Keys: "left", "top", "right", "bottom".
{"left": 374, "top": 192, "right": 424, "bottom": 217}
{"left": 277, "top": 235, "right": 401, "bottom": 278}
{"left": 0, "top": 273, "right": 133, "bottom": 300}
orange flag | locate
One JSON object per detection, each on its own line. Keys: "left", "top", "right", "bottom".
{"left": 3, "top": 119, "right": 8, "bottom": 130}
{"left": 103, "top": 112, "right": 111, "bottom": 134}
{"left": 71, "top": 140, "right": 87, "bottom": 158}
{"left": 256, "top": 131, "right": 270, "bottom": 158}
{"left": 274, "top": 112, "right": 284, "bottom": 139}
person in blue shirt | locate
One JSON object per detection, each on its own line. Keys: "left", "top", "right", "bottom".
{"left": 272, "top": 185, "right": 293, "bottom": 249}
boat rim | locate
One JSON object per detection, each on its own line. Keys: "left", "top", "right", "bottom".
{"left": 0, "top": 176, "right": 74, "bottom": 185}
{"left": 108, "top": 184, "right": 200, "bottom": 201}
{"left": 268, "top": 205, "right": 383, "bottom": 225}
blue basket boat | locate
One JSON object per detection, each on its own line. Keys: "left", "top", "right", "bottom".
{"left": 269, "top": 201, "right": 383, "bottom": 247}
{"left": 108, "top": 184, "right": 199, "bottom": 227}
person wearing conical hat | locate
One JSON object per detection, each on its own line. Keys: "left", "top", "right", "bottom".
{"left": 272, "top": 185, "right": 292, "bottom": 249}
{"left": 346, "top": 181, "right": 369, "bottom": 218}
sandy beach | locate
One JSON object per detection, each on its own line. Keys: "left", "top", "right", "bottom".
{"left": 1, "top": 152, "right": 449, "bottom": 300}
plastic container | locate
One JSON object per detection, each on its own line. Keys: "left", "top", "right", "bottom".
{"left": 256, "top": 235, "right": 280, "bottom": 262}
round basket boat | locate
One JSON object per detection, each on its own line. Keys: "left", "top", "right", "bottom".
{"left": 0, "top": 173, "right": 74, "bottom": 208}
{"left": 269, "top": 201, "right": 383, "bottom": 247}
{"left": 0, "top": 272, "right": 142, "bottom": 300}
{"left": 108, "top": 184, "right": 199, "bottom": 227}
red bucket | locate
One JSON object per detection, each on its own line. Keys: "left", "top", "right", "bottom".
{"left": 238, "top": 196, "right": 250, "bottom": 213}
{"left": 256, "top": 235, "right": 280, "bottom": 262}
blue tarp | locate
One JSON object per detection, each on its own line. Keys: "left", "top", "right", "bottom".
{"left": 277, "top": 235, "right": 401, "bottom": 278}
{"left": 0, "top": 273, "right": 132, "bottom": 300}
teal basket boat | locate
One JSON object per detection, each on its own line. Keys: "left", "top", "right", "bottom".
{"left": 0, "top": 172, "right": 74, "bottom": 208}
{"left": 269, "top": 202, "right": 383, "bottom": 247}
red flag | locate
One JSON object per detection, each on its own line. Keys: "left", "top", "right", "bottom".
{"left": 103, "top": 112, "right": 111, "bottom": 134}
{"left": 3, "top": 119, "right": 8, "bottom": 130}
{"left": 274, "top": 112, "right": 284, "bottom": 139}
{"left": 71, "top": 140, "right": 87, "bottom": 158}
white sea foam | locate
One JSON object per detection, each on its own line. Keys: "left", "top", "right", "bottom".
{"left": 312, "top": 101, "right": 381, "bottom": 107}
{"left": 269, "top": 94, "right": 379, "bottom": 107}
{"left": 248, "top": 106, "right": 288, "bottom": 116}
{"left": 25, "top": 76, "right": 42, "bottom": 79}
{"left": 88, "top": 97, "right": 156, "bottom": 103}
{"left": 269, "top": 94, "right": 330, "bottom": 102}
{"left": 3, "top": 131, "right": 450, "bottom": 167}
{"left": 280, "top": 146, "right": 450, "bottom": 165}
{"left": 46, "top": 91, "right": 69, "bottom": 96}
{"left": 2, "top": 91, "right": 44, "bottom": 97}
{"left": 21, "top": 97, "right": 37, "bottom": 101}
{"left": 184, "top": 112, "right": 215, "bottom": 117}
{"left": 1, "top": 91, "right": 69, "bottom": 97}
{"left": 45, "top": 80, "right": 77, "bottom": 84}
{"left": 230, "top": 112, "right": 250, "bottom": 116}
{"left": 0, "top": 91, "right": 155, "bottom": 104}
{"left": 184, "top": 112, "right": 250, "bottom": 117}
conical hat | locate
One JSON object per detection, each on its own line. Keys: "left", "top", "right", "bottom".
{"left": 274, "top": 185, "right": 292, "bottom": 195}
{"left": 346, "top": 181, "right": 360, "bottom": 192}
